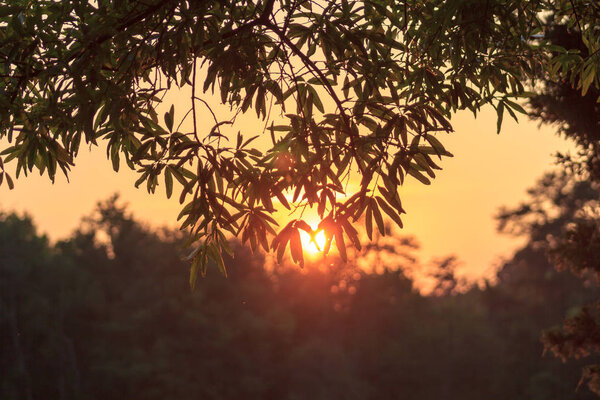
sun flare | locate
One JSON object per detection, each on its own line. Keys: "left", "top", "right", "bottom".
{"left": 299, "top": 229, "right": 327, "bottom": 256}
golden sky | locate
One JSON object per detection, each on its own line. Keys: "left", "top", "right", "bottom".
{"left": 0, "top": 103, "right": 571, "bottom": 283}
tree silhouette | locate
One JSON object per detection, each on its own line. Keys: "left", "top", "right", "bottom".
{"left": 2, "top": 198, "right": 597, "bottom": 399}
{"left": 511, "top": 9, "right": 600, "bottom": 392}
{"left": 497, "top": 171, "right": 600, "bottom": 394}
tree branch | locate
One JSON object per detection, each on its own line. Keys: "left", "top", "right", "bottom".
{"left": 263, "top": 21, "right": 365, "bottom": 174}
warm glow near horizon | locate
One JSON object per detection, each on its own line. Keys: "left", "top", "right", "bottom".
{"left": 0, "top": 87, "right": 574, "bottom": 283}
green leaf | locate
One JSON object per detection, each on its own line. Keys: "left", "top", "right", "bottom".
{"left": 365, "top": 202, "right": 373, "bottom": 240}
{"left": 341, "top": 219, "right": 361, "bottom": 251}
{"left": 581, "top": 63, "right": 596, "bottom": 96}
{"left": 164, "top": 104, "right": 174, "bottom": 133}
{"left": 208, "top": 244, "right": 227, "bottom": 277}
{"left": 504, "top": 99, "right": 526, "bottom": 115}
{"left": 5, "top": 173, "right": 14, "bottom": 190}
{"left": 289, "top": 228, "right": 304, "bottom": 266}
{"left": 335, "top": 226, "right": 347, "bottom": 262}
{"left": 371, "top": 200, "right": 385, "bottom": 236}
{"left": 307, "top": 85, "right": 324, "bottom": 113}
{"left": 189, "top": 259, "right": 198, "bottom": 289}
{"left": 165, "top": 167, "right": 174, "bottom": 198}
{"left": 496, "top": 101, "right": 505, "bottom": 134}
{"left": 110, "top": 144, "right": 120, "bottom": 172}
{"left": 407, "top": 168, "right": 431, "bottom": 185}
{"left": 376, "top": 196, "right": 403, "bottom": 229}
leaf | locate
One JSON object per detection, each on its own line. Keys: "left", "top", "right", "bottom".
{"left": 376, "top": 196, "right": 403, "bottom": 229}
{"left": 164, "top": 104, "right": 174, "bottom": 133}
{"left": 164, "top": 167, "right": 174, "bottom": 198}
{"left": 504, "top": 99, "right": 526, "bottom": 115}
{"left": 208, "top": 244, "right": 227, "bottom": 277}
{"left": 335, "top": 226, "right": 347, "bottom": 262}
{"left": 317, "top": 190, "right": 327, "bottom": 217}
{"left": 307, "top": 85, "right": 324, "bottom": 113}
{"left": 190, "top": 246, "right": 207, "bottom": 289}
{"left": 110, "top": 144, "right": 120, "bottom": 172}
{"left": 295, "top": 220, "right": 313, "bottom": 235}
{"left": 276, "top": 241, "right": 287, "bottom": 264}
{"left": 290, "top": 228, "right": 304, "bottom": 266}
{"left": 496, "top": 101, "right": 504, "bottom": 134}
{"left": 424, "top": 134, "right": 453, "bottom": 157}
{"left": 365, "top": 202, "right": 373, "bottom": 240}
{"left": 378, "top": 185, "right": 402, "bottom": 212}
{"left": 272, "top": 222, "right": 291, "bottom": 249}
{"left": 5, "top": 173, "right": 13, "bottom": 190}
{"left": 273, "top": 223, "right": 293, "bottom": 264}
{"left": 371, "top": 200, "right": 385, "bottom": 236}
{"left": 273, "top": 189, "right": 290, "bottom": 209}
{"left": 268, "top": 125, "right": 292, "bottom": 132}
{"left": 341, "top": 219, "right": 361, "bottom": 251}
{"left": 581, "top": 63, "right": 596, "bottom": 96}
{"left": 169, "top": 166, "right": 188, "bottom": 186}
{"left": 257, "top": 225, "right": 270, "bottom": 252}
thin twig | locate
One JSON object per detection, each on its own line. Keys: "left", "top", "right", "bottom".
{"left": 191, "top": 58, "right": 200, "bottom": 146}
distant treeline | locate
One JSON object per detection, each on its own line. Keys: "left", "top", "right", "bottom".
{"left": 1, "top": 195, "right": 597, "bottom": 400}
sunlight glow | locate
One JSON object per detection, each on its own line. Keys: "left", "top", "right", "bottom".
{"left": 299, "top": 229, "right": 327, "bottom": 256}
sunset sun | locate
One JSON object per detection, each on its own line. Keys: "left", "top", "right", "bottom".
{"left": 299, "top": 228, "right": 327, "bottom": 256}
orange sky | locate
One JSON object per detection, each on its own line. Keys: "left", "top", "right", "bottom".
{"left": 0, "top": 104, "right": 572, "bottom": 283}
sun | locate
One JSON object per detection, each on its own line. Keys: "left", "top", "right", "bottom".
{"left": 299, "top": 228, "right": 327, "bottom": 256}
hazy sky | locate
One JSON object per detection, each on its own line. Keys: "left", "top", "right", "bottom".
{"left": 0, "top": 105, "right": 571, "bottom": 282}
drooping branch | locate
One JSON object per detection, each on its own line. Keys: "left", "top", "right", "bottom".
{"left": 264, "top": 21, "right": 365, "bottom": 175}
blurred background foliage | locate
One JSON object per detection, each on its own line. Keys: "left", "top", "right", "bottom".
{"left": 1, "top": 184, "right": 598, "bottom": 400}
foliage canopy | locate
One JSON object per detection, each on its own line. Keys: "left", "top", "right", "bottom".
{"left": 1, "top": 0, "right": 599, "bottom": 276}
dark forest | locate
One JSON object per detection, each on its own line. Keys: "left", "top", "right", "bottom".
{"left": 2, "top": 177, "right": 598, "bottom": 399}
